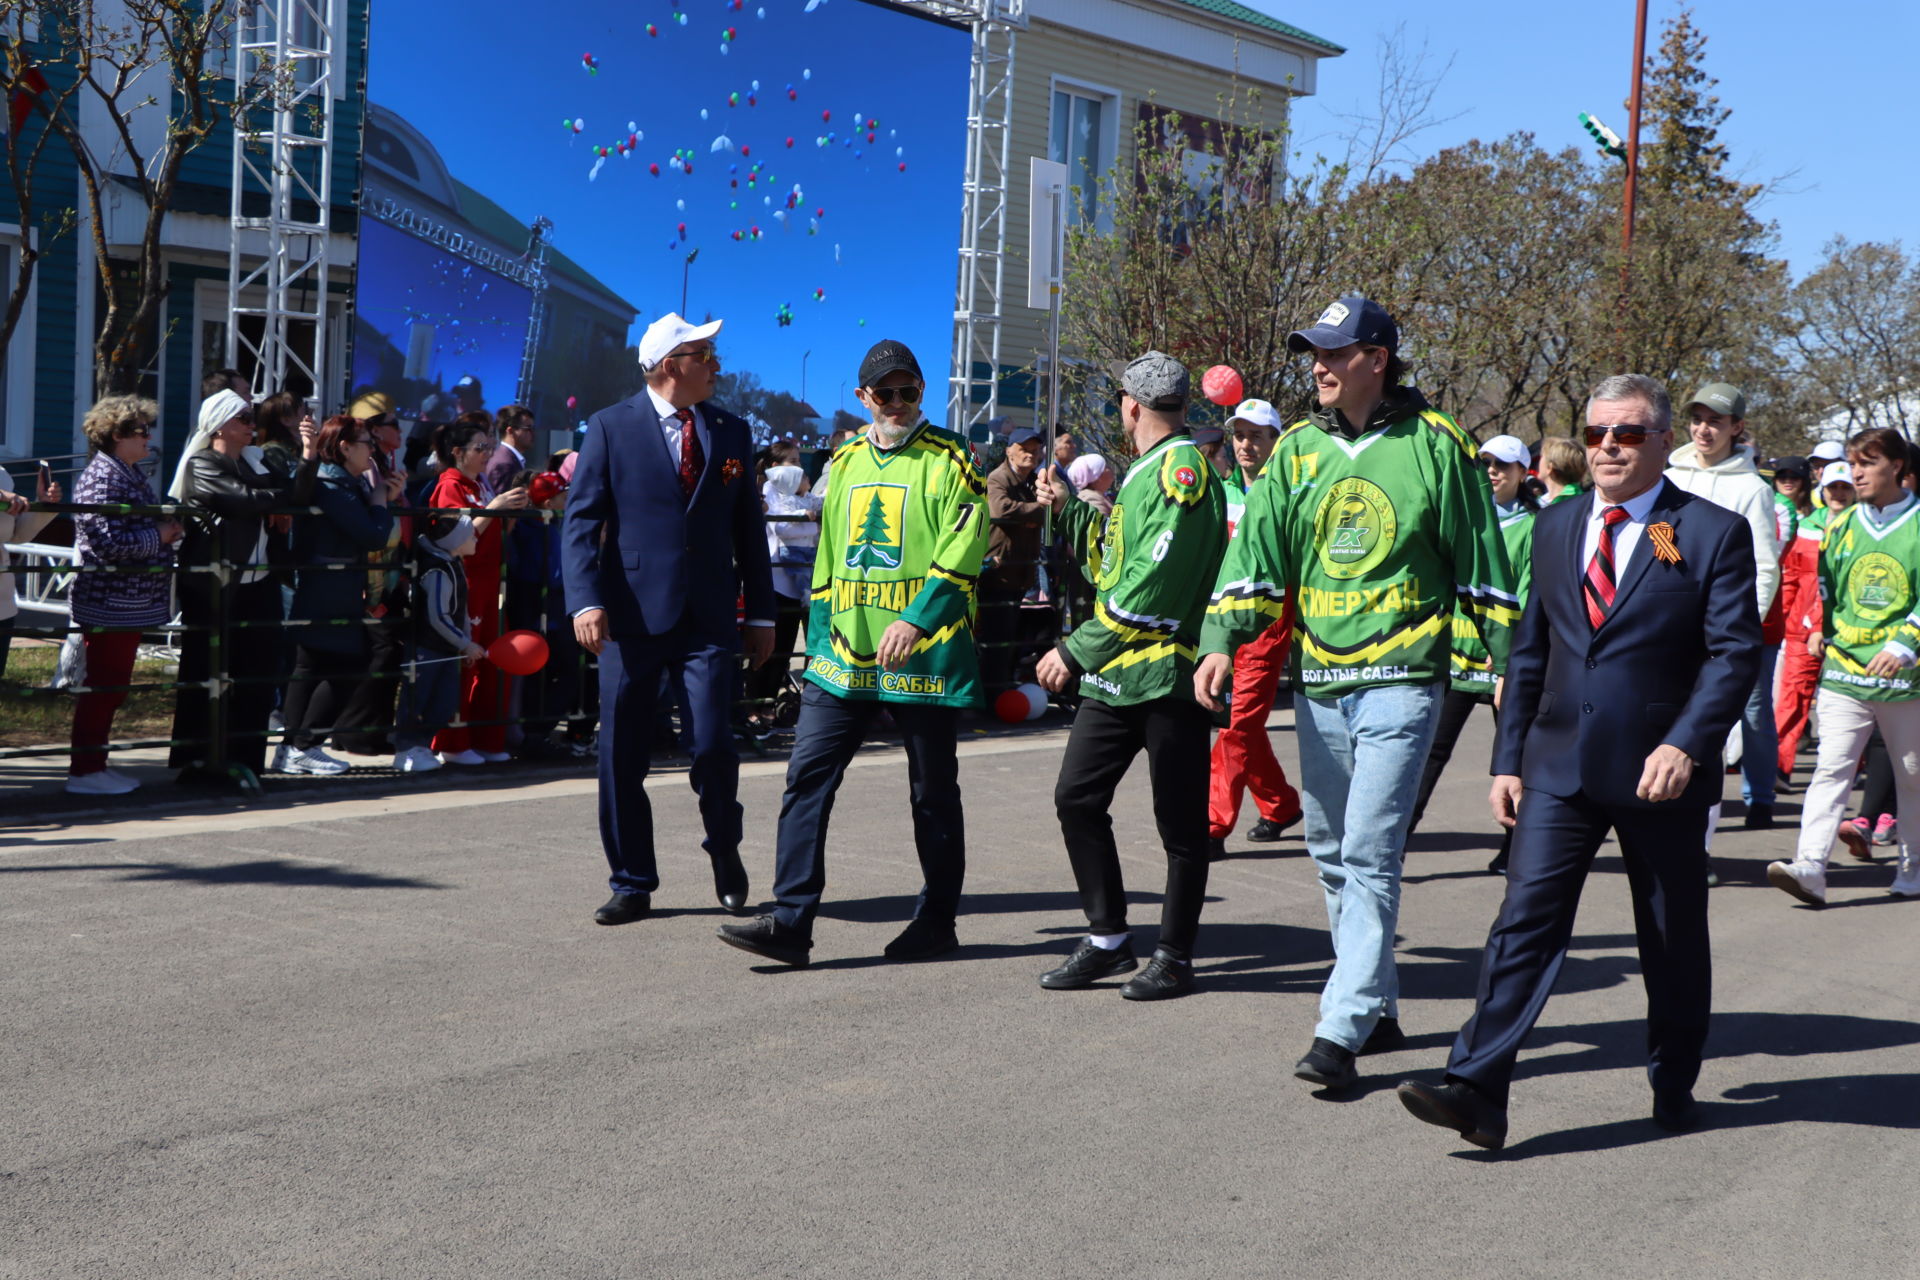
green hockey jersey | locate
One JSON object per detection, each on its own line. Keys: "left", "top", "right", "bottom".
{"left": 1199, "top": 391, "right": 1520, "bottom": 699}
{"left": 1056, "top": 431, "right": 1227, "bottom": 706}
{"left": 803, "top": 420, "right": 990, "bottom": 708}
{"left": 1451, "top": 501, "right": 1533, "bottom": 695}
{"left": 1817, "top": 494, "right": 1920, "bottom": 702}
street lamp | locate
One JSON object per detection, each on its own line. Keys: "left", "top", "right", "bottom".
{"left": 681, "top": 248, "right": 699, "bottom": 314}
{"left": 801, "top": 349, "right": 810, "bottom": 404}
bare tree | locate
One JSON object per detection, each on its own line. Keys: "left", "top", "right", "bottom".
{"left": 1783, "top": 237, "right": 1920, "bottom": 437}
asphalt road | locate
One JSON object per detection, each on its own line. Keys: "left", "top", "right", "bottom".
{"left": 4, "top": 709, "right": 1916, "bottom": 1279}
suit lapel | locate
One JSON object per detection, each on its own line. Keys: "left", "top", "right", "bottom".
{"left": 1603, "top": 479, "right": 1681, "bottom": 626}
{"left": 688, "top": 407, "right": 718, "bottom": 506}
{"left": 1557, "top": 495, "right": 1590, "bottom": 637}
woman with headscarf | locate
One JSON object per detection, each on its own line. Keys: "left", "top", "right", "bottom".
{"left": 1067, "top": 453, "right": 1114, "bottom": 515}
{"left": 166, "top": 390, "right": 319, "bottom": 785}
{"left": 748, "top": 460, "right": 822, "bottom": 723}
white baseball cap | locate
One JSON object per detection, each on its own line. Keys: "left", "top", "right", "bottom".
{"left": 638, "top": 312, "right": 723, "bottom": 369}
{"left": 1820, "top": 461, "right": 1854, "bottom": 490}
{"left": 1477, "top": 434, "right": 1531, "bottom": 468}
{"left": 1227, "top": 398, "right": 1283, "bottom": 433}
{"left": 1809, "top": 440, "right": 1846, "bottom": 463}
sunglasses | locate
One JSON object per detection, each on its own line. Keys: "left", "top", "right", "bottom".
{"left": 123, "top": 426, "right": 153, "bottom": 439}
{"left": 1584, "top": 423, "right": 1667, "bottom": 448}
{"left": 865, "top": 384, "right": 923, "bottom": 406}
{"left": 668, "top": 345, "right": 719, "bottom": 364}
{"left": 463, "top": 441, "right": 496, "bottom": 454}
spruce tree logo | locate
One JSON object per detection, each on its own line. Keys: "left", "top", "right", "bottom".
{"left": 845, "top": 483, "right": 908, "bottom": 571}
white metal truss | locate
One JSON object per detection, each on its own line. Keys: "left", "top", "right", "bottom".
{"left": 515, "top": 216, "right": 555, "bottom": 406}
{"left": 895, "top": 0, "right": 1025, "bottom": 434}
{"left": 226, "top": 0, "right": 337, "bottom": 401}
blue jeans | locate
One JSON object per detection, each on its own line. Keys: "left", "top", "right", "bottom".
{"left": 1295, "top": 681, "right": 1444, "bottom": 1051}
{"left": 1739, "top": 645, "right": 1779, "bottom": 806}
{"left": 395, "top": 648, "right": 462, "bottom": 754}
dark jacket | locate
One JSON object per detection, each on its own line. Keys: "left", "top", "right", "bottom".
{"left": 1492, "top": 479, "right": 1762, "bottom": 809}
{"left": 177, "top": 449, "right": 318, "bottom": 611}
{"left": 289, "top": 464, "right": 396, "bottom": 655}
{"left": 985, "top": 459, "right": 1046, "bottom": 594}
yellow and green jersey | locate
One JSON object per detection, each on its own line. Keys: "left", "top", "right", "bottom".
{"left": 804, "top": 421, "right": 989, "bottom": 708}
{"left": 1451, "top": 501, "right": 1532, "bottom": 695}
{"left": 1055, "top": 431, "right": 1228, "bottom": 706}
{"left": 1200, "top": 392, "right": 1520, "bottom": 699}
{"left": 1817, "top": 495, "right": 1920, "bottom": 702}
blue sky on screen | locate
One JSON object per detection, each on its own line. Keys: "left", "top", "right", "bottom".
{"left": 369, "top": 0, "right": 970, "bottom": 422}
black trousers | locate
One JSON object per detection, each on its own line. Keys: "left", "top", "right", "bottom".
{"left": 1446, "top": 787, "right": 1712, "bottom": 1106}
{"left": 331, "top": 618, "right": 405, "bottom": 754}
{"left": 1054, "top": 695, "right": 1212, "bottom": 961}
{"left": 280, "top": 644, "right": 369, "bottom": 751}
{"left": 745, "top": 594, "right": 806, "bottom": 712}
{"left": 975, "top": 580, "right": 1027, "bottom": 698}
{"left": 170, "top": 578, "right": 283, "bottom": 774}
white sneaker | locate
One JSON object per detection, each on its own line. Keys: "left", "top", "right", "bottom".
{"left": 478, "top": 750, "right": 512, "bottom": 763}
{"left": 65, "top": 770, "right": 138, "bottom": 796}
{"left": 1891, "top": 853, "right": 1920, "bottom": 898}
{"left": 281, "top": 745, "right": 349, "bottom": 776}
{"left": 1766, "top": 858, "right": 1827, "bottom": 906}
{"left": 439, "top": 749, "right": 486, "bottom": 766}
{"left": 102, "top": 767, "right": 143, "bottom": 791}
{"left": 394, "top": 746, "right": 442, "bottom": 773}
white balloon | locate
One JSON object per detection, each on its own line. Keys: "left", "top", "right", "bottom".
{"left": 627, "top": 120, "right": 637, "bottom": 133}
{"left": 752, "top": 80, "right": 760, "bottom": 91}
{"left": 676, "top": 198, "right": 686, "bottom": 211}
{"left": 802, "top": 68, "right": 812, "bottom": 79}
{"left": 700, "top": 108, "right": 709, "bottom": 121}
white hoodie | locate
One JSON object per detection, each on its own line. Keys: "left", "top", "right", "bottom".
{"left": 1665, "top": 441, "right": 1781, "bottom": 616}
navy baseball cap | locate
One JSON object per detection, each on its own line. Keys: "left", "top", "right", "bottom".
{"left": 1287, "top": 295, "right": 1398, "bottom": 355}
{"left": 1006, "top": 425, "right": 1043, "bottom": 446}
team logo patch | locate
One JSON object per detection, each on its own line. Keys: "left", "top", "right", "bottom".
{"left": 1175, "top": 466, "right": 1198, "bottom": 487}
{"left": 1095, "top": 503, "right": 1126, "bottom": 591}
{"left": 1848, "top": 551, "right": 1909, "bottom": 620}
{"left": 845, "top": 482, "right": 909, "bottom": 572}
{"left": 1317, "top": 301, "right": 1351, "bottom": 327}
{"left": 1314, "top": 476, "right": 1398, "bottom": 581}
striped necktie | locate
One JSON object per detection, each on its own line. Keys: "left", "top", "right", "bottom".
{"left": 1584, "top": 505, "right": 1630, "bottom": 629}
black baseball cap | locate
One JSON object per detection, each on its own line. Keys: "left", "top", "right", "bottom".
{"left": 859, "top": 339, "right": 922, "bottom": 387}
{"left": 1287, "top": 295, "right": 1399, "bottom": 355}
{"left": 1769, "top": 455, "right": 1811, "bottom": 480}
{"left": 1189, "top": 425, "right": 1224, "bottom": 446}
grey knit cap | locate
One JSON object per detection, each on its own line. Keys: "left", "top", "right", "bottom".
{"left": 1121, "top": 351, "right": 1189, "bottom": 411}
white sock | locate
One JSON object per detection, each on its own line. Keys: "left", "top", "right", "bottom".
{"left": 1089, "top": 932, "right": 1129, "bottom": 950}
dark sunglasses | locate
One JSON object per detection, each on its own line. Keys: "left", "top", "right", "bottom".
{"left": 1584, "top": 423, "right": 1666, "bottom": 448}
{"left": 865, "top": 384, "right": 923, "bottom": 407}
{"left": 668, "top": 345, "right": 719, "bottom": 364}
{"left": 123, "top": 426, "right": 153, "bottom": 439}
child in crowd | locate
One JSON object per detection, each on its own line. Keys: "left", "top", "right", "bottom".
{"left": 504, "top": 467, "right": 576, "bottom": 756}
{"left": 392, "top": 513, "right": 483, "bottom": 772}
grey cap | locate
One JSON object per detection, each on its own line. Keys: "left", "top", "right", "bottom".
{"left": 1122, "top": 350, "right": 1189, "bottom": 411}
{"left": 1687, "top": 381, "right": 1747, "bottom": 419}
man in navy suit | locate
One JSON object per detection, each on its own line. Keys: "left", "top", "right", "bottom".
{"left": 1398, "top": 373, "right": 1762, "bottom": 1149}
{"left": 563, "top": 313, "right": 776, "bottom": 926}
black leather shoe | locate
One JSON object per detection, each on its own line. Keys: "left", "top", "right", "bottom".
{"left": 884, "top": 917, "right": 959, "bottom": 961}
{"left": 1743, "top": 803, "right": 1775, "bottom": 830}
{"left": 1038, "top": 937, "right": 1138, "bottom": 989}
{"left": 717, "top": 914, "right": 812, "bottom": 967}
{"left": 1119, "top": 949, "right": 1194, "bottom": 1001}
{"left": 1360, "top": 1016, "right": 1407, "bottom": 1055}
{"left": 1397, "top": 1078, "right": 1508, "bottom": 1150}
{"left": 711, "top": 849, "right": 750, "bottom": 915}
{"left": 1294, "top": 1037, "right": 1358, "bottom": 1090}
{"left": 1207, "top": 836, "right": 1229, "bottom": 862}
{"left": 1247, "top": 813, "right": 1301, "bottom": 842}
{"left": 1652, "top": 1089, "right": 1700, "bottom": 1132}
{"left": 594, "top": 892, "right": 651, "bottom": 926}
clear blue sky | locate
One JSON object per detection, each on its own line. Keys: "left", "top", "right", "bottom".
{"left": 1278, "top": 0, "right": 1918, "bottom": 277}
{"left": 369, "top": 0, "right": 970, "bottom": 421}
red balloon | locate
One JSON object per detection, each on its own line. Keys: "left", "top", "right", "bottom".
{"left": 993, "top": 687, "right": 1030, "bottom": 724}
{"left": 488, "top": 630, "right": 549, "bottom": 676}
{"left": 1202, "top": 365, "right": 1244, "bottom": 407}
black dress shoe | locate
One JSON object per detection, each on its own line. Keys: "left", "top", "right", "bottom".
{"left": 1360, "top": 1016, "right": 1407, "bottom": 1055}
{"left": 1119, "top": 949, "right": 1194, "bottom": 1001}
{"left": 1038, "top": 937, "right": 1138, "bottom": 989}
{"left": 1397, "top": 1078, "right": 1508, "bottom": 1150}
{"left": 594, "top": 892, "right": 651, "bottom": 926}
{"left": 1652, "top": 1089, "right": 1700, "bottom": 1132}
{"left": 1247, "top": 813, "right": 1301, "bottom": 842}
{"left": 1294, "top": 1037, "right": 1358, "bottom": 1090}
{"left": 1743, "top": 803, "right": 1775, "bottom": 830}
{"left": 884, "top": 917, "right": 958, "bottom": 961}
{"left": 717, "top": 914, "right": 812, "bottom": 967}
{"left": 711, "top": 848, "right": 750, "bottom": 915}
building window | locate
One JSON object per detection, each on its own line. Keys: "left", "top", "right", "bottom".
{"left": 1051, "top": 86, "right": 1116, "bottom": 228}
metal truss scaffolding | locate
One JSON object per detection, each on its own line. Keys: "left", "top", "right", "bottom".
{"left": 896, "top": 0, "right": 1025, "bottom": 435}
{"left": 227, "top": 0, "right": 337, "bottom": 401}
{"left": 516, "top": 216, "right": 555, "bottom": 406}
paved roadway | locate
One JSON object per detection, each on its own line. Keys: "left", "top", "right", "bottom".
{"left": 3, "top": 708, "right": 1916, "bottom": 1279}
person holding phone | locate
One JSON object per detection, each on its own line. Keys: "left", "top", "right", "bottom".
{"left": 0, "top": 459, "right": 62, "bottom": 682}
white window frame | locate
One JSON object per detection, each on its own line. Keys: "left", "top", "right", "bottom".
{"left": 0, "top": 226, "right": 40, "bottom": 461}
{"left": 1047, "top": 76, "right": 1123, "bottom": 236}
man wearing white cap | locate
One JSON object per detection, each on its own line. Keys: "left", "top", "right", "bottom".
{"left": 562, "top": 312, "right": 776, "bottom": 927}
{"left": 1207, "top": 397, "right": 1302, "bottom": 858}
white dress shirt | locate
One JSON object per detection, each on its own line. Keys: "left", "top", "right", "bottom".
{"left": 1580, "top": 482, "right": 1666, "bottom": 579}
{"left": 647, "top": 386, "right": 707, "bottom": 462}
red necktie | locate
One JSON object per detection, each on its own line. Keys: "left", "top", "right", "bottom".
{"left": 1584, "top": 505, "right": 1630, "bottom": 629}
{"left": 677, "top": 407, "right": 703, "bottom": 500}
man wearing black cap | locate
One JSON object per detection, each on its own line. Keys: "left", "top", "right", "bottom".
{"left": 1198, "top": 295, "right": 1518, "bottom": 1090}
{"left": 718, "top": 339, "right": 990, "bottom": 967}
{"left": 979, "top": 425, "right": 1049, "bottom": 695}
{"left": 1191, "top": 424, "right": 1232, "bottom": 480}
{"left": 1033, "top": 351, "right": 1227, "bottom": 1000}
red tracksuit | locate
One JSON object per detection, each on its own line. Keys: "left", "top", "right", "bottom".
{"left": 431, "top": 468, "right": 508, "bottom": 756}
{"left": 1208, "top": 606, "right": 1302, "bottom": 839}
{"left": 1775, "top": 518, "right": 1822, "bottom": 776}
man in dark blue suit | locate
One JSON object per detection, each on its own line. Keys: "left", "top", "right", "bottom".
{"left": 1398, "top": 373, "right": 1762, "bottom": 1150}
{"left": 563, "top": 313, "right": 776, "bottom": 926}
